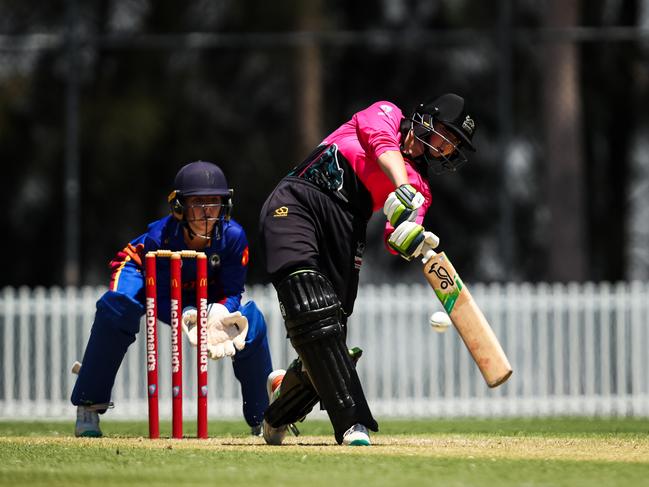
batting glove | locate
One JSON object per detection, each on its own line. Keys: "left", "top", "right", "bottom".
{"left": 383, "top": 184, "right": 425, "bottom": 227}
{"left": 388, "top": 221, "right": 440, "bottom": 261}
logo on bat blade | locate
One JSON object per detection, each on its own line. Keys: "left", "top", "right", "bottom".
{"left": 427, "top": 263, "right": 454, "bottom": 289}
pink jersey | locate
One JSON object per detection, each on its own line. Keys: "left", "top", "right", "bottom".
{"left": 322, "top": 101, "right": 431, "bottom": 219}
{"left": 322, "top": 101, "right": 432, "bottom": 248}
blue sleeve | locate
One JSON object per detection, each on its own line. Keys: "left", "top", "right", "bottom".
{"left": 219, "top": 222, "right": 249, "bottom": 313}
{"left": 108, "top": 218, "right": 167, "bottom": 294}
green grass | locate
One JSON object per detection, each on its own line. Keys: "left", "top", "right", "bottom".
{"left": 2, "top": 417, "right": 646, "bottom": 438}
{"left": 1, "top": 418, "right": 648, "bottom": 487}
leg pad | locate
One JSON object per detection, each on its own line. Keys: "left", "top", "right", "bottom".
{"left": 274, "top": 270, "right": 378, "bottom": 443}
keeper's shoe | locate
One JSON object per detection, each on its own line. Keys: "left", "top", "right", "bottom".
{"left": 262, "top": 369, "right": 288, "bottom": 445}
{"left": 75, "top": 405, "right": 104, "bottom": 438}
{"left": 342, "top": 423, "right": 371, "bottom": 446}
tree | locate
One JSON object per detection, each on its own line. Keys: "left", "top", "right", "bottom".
{"left": 542, "top": 0, "right": 587, "bottom": 281}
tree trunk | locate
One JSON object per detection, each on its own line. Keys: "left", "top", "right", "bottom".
{"left": 296, "top": 0, "right": 323, "bottom": 156}
{"left": 542, "top": 0, "right": 587, "bottom": 281}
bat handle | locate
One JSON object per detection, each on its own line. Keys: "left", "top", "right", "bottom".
{"left": 420, "top": 245, "right": 437, "bottom": 264}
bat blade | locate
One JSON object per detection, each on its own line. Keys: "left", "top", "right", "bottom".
{"left": 423, "top": 251, "right": 512, "bottom": 388}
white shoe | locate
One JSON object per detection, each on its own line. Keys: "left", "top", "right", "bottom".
{"left": 342, "top": 423, "right": 370, "bottom": 446}
{"left": 250, "top": 424, "right": 263, "bottom": 437}
{"left": 262, "top": 369, "right": 287, "bottom": 445}
{"left": 75, "top": 405, "right": 104, "bottom": 437}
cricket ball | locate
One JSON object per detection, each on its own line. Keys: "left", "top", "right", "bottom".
{"left": 429, "top": 311, "right": 451, "bottom": 333}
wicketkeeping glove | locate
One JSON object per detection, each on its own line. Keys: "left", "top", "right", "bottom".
{"left": 383, "top": 184, "right": 426, "bottom": 227}
{"left": 181, "top": 303, "right": 248, "bottom": 360}
{"left": 388, "top": 221, "right": 440, "bottom": 261}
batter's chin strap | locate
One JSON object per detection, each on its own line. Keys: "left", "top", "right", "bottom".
{"left": 399, "top": 115, "right": 468, "bottom": 178}
{"left": 399, "top": 117, "right": 411, "bottom": 139}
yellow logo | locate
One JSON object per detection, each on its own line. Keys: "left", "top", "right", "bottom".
{"left": 273, "top": 206, "right": 289, "bottom": 217}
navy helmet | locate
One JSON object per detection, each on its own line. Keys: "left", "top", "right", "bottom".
{"left": 173, "top": 161, "right": 230, "bottom": 197}
{"left": 168, "top": 161, "right": 233, "bottom": 221}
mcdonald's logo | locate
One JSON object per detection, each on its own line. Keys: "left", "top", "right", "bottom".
{"left": 146, "top": 277, "right": 155, "bottom": 286}
{"left": 199, "top": 278, "right": 207, "bottom": 287}
{"left": 171, "top": 278, "right": 179, "bottom": 288}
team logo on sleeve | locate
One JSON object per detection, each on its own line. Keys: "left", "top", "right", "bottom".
{"left": 273, "top": 206, "right": 289, "bottom": 217}
{"left": 241, "top": 246, "right": 249, "bottom": 266}
{"left": 378, "top": 104, "right": 393, "bottom": 115}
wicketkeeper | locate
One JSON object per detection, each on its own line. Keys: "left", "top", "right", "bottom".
{"left": 259, "top": 94, "right": 477, "bottom": 446}
{"left": 72, "top": 161, "right": 273, "bottom": 437}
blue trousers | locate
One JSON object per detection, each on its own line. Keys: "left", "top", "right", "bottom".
{"left": 71, "top": 291, "right": 272, "bottom": 427}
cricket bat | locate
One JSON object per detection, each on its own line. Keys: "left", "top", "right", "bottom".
{"left": 421, "top": 248, "right": 512, "bottom": 388}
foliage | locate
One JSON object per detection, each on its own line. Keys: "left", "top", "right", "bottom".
{"left": 0, "top": 0, "right": 646, "bottom": 285}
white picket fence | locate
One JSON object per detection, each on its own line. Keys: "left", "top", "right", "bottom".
{"left": 1, "top": 282, "right": 649, "bottom": 420}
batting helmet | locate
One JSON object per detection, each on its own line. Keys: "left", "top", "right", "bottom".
{"left": 406, "top": 93, "right": 477, "bottom": 175}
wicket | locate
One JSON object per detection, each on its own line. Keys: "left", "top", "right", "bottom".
{"left": 145, "top": 249, "right": 208, "bottom": 439}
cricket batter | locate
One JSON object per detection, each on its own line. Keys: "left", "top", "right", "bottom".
{"left": 259, "top": 94, "right": 477, "bottom": 446}
{"left": 72, "top": 161, "right": 273, "bottom": 437}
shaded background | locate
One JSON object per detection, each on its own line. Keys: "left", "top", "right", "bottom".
{"left": 1, "top": 0, "right": 648, "bottom": 287}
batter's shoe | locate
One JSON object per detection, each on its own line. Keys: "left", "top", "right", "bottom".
{"left": 262, "top": 369, "right": 288, "bottom": 445}
{"left": 250, "top": 424, "right": 263, "bottom": 437}
{"left": 342, "top": 423, "right": 370, "bottom": 446}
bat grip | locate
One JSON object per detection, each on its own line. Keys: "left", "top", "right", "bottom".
{"left": 420, "top": 245, "right": 437, "bottom": 264}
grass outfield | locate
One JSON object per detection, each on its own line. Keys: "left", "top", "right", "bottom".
{"left": 1, "top": 418, "right": 648, "bottom": 486}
